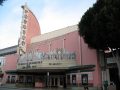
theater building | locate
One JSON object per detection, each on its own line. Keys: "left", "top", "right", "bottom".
{"left": 0, "top": 4, "right": 103, "bottom": 88}
{"left": 17, "top": 4, "right": 102, "bottom": 88}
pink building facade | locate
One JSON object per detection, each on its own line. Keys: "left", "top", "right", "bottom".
{"left": 2, "top": 54, "right": 18, "bottom": 84}
{"left": 0, "top": 4, "right": 102, "bottom": 88}
{"left": 0, "top": 46, "right": 18, "bottom": 84}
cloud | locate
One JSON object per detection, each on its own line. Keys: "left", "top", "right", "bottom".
{"left": 0, "top": 3, "right": 22, "bottom": 49}
{"left": 0, "top": 17, "right": 20, "bottom": 49}
{"left": 0, "top": 0, "right": 96, "bottom": 49}
{"left": 39, "top": 0, "right": 82, "bottom": 34}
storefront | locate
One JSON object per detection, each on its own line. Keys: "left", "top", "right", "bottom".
{"left": 16, "top": 69, "right": 67, "bottom": 88}
{"left": 16, "top": 48, "right": 77, "bottom": 87}
{"left": 5, "top": 63, "right": 96, "bottom": 88}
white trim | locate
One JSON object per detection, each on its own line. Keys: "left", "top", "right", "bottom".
{"left": 31, "top": 25, "right": 78, "bottom": 43}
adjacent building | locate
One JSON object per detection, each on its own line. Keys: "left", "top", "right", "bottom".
{"left": 0, "top": 46, "right": 18, "bottom": 84}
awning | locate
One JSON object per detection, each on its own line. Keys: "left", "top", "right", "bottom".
{"left": 68, "top": 64, "right": 95, "bottom": 72}
{"left": 69, "top": 64, "right": 95, "bottom": 70}
{"left": 6, "top": 67, "right": 68, "bottom": 74}
{"left": 6, "top": 64, "right": 95, "bottom": 74}
{"left": 5, "top": 70, "right": 17, "bottom": 74}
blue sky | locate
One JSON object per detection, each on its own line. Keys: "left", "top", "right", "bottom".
{"left": 0, "top": 0, "right": 96, "bottom": 49}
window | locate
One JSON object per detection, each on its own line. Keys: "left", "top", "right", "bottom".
{"left": 19, "top": 76, "right": 24, "bottom": 83}
{"left": 67, "top": 75, "right": 70, "bottom": 85}
{"left": 72, "top": 74, "right": 76, "bottom": 85}
{"left": 11, "top": 76, "right": 16, "bottom": 83}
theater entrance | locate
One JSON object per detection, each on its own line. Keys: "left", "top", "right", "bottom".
{"left": 109, "top": 68, "right": 120, "bottom": 90}
{"left": 49, "top": 75, "right": 64, "bottom": 87}
{"left": 50, "top": 77, "right": 58, "bottom": 87}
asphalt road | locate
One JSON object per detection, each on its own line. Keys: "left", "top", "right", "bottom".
{"left": 0, "top": 83, "right": 101, "bottom": 90}
{"left": 0, "top": 87, "right": 84, "bottom": 90}
{"left": 0, "top": 87, "right": 99, "bottom": 90}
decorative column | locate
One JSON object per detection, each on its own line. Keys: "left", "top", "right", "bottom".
{"left": 63, "top": 38, "right": 66, "bottom": 49}
{"left": 79, "top": 36, "right": 83, "bottom": 65}
{"left": 49, "top": 42, "right": 51, "bottom": 52}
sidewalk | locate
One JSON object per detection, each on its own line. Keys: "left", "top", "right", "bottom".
{"left": 0, "top": 84, "right": 18, "bottom": 89}
{"left": 0, "top": 84, "right": 101, "bottom": 90}
{"left": 68, "top": 87, "right": 101, "bottom": 90}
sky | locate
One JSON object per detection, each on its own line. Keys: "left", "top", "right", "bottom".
{"left": 0, "top": 0, "right": 96, "bottom": 49}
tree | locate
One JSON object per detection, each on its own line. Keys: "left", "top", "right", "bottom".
{"left": 0, "top": 0, "right": 6, "bottom": 5}
{"left": 78, "top": 0, "right": 120, "bottom": 89}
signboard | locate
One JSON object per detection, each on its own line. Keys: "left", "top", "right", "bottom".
{"left": 19, "top": 48, "right": 76, "bottom": 61}
{"left": 17, "top": 48, "right": 77, "bottom": 69}
{"left": 18, "top": 5, "right": 29, "bottom": 56}
{"left": 81, "top": 74, "right": 88, "bottom": 85}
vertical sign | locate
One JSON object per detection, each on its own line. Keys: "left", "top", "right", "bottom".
{"left": 18, "top": 4, "right": 29, "bottom": 56}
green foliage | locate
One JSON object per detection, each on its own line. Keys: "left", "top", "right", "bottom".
{"left": 0, "top": 0, "right": 6, "bottom": 5}
{"left": 78, "top": 0, "right": 120, "bottom": 50}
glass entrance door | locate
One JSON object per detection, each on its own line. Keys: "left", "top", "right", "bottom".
{"left": 51, "top": 77, "right": 58, "bottom": 87}
{"left": 50, "top": 77, "right": 58, "bottom": 87}
{"left": 49, "top": 75, "right": 64, "bottom": 87}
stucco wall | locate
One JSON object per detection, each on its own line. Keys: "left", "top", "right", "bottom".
{"left": 3, "top": 54, "right": 18, "bottom": 71}
{"left": 26, "top": 29, "right": 102, "bottom": 87}
{"left": 26, "top": 9, "right": 41, "bottom": 49}
{"left": 2, "top": 54, "right": 18, "bottom": 84}
{"left": 81, "top": 38, "right": 102, "bottom": 87}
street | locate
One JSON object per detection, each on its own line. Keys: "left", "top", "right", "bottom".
{"left": 0, "top": 87, "right": 99, "bottom": 90}
{"left": 0, "top": 83, "right": 100, "bottom": 90}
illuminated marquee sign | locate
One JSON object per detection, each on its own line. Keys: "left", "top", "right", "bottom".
{"left": 18, "top": 5, "right": 29, "bottom": 55}
{"left": 17, "top": 49, "right": 77, "bottom": 69}
{"left": 19, "top": 48, "right": 76, "bottom": 61}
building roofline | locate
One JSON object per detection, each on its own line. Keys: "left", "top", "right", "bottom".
{"left": 0, "top": 45, "right": 18, "bottom": 56}
{"left": 0, "top": 45, "right": 17, "bottom": 51}
{"left": 31, "top": 24, "right": 78, "bottom": 43}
